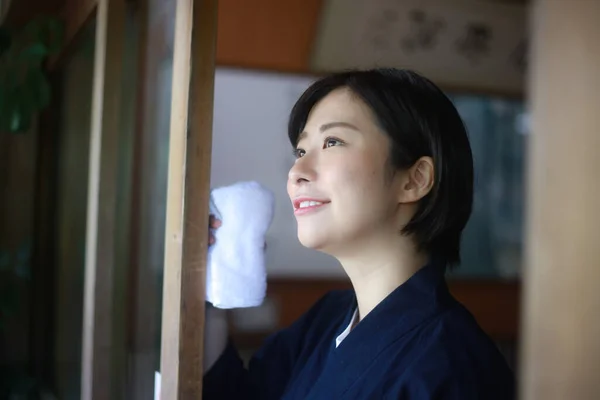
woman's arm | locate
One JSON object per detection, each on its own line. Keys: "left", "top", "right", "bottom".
{"left": 202, "top": 291, "right": 336, "bottom": 400}
{"left": 203, "top": 303, "right": 229, "bottom": 371}
{"left": 202, "top": 214, "right": 290, "bottom": 399}
{"left": 201, "top": 314, "right": 299, "bottom": 400}
{"left": 203, "top": 215, "right": 229, "bottom": 372}
{"left": 201, "top": 215, "right": 337, "bottom": 399}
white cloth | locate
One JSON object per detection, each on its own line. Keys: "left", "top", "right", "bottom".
{"left": 206, "top": 181, "right": 275, "bottom": 309}
{"left": 335, "top": 308, "right": 358, "bottom": 348}
{"left": 154, "top": 371, "right": 161, "bottom": 400}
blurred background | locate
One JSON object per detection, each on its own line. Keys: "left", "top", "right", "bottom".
{"left": 1, "top": 0, "right": 593, "bottom": 399}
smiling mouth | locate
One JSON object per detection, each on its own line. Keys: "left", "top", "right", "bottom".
{"left": 293, "top": 200, "right": 330, "bottom": 215}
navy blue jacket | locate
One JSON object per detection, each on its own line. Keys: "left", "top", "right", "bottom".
{"left": 204, "top": 263, "right": 515, "bottom": 399}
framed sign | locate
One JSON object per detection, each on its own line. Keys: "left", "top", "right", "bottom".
{"left": 311, "top": 0, "right": 527, "bottom": 95}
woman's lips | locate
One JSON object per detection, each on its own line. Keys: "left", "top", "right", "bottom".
{"left": 293, "top": 198, "right": 331, "bottom": 216}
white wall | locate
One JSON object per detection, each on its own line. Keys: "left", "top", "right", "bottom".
{"left": 211, "top": 68, "right": 344, "bottom": 277}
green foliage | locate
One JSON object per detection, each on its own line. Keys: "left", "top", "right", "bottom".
{"left": 0, "top": 16, "right": 64, "bottom": 133}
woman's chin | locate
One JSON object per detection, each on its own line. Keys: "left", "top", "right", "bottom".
{"left": 298, "top": 236, "right": 321, "bottom": 250}
{"left": 297, "top": 233, "right": 328, "bottom": 251}
{"left": 298, "top": 235, "right": 341, "bottom": 257}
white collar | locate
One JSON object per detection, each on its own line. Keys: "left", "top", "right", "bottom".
{"left": 335, "top": 308, "right": 358, "bottom": 348}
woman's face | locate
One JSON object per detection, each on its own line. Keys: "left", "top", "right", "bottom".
{"left": 287, "top": 88, "right": 407, "bottom": 256}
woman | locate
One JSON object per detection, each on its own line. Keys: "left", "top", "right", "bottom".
{"left": 203, "top": 68, "right": 515, "bottom": 399}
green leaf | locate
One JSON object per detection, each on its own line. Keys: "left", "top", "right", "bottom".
{"left": 44, "top": 18, "right": 66, "bottom": 54}
{"left": 4, "top": 96, "right": 32, "bottom": 133}
{"left": 0, "top": 17, "right": 64, "bottom": 134}
{"left": 26, "top": 15, "right": 65, "bottom": 55}
{"left": 22, "top": 43, "right": 49, "bottom": 59}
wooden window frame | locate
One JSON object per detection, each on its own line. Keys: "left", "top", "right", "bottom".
{"left": 159, "top": 0, "right": 217, "bottom": 397}
{"left": 34, "top": 0, "right": 217, "bottom": 398}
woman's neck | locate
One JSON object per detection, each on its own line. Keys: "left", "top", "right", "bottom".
{"left": 338, "top": 239, "right": 428, "bottom": 322}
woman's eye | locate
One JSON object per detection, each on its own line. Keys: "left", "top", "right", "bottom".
{"left": 293, "top": 148, "right": 306, "bottom": 159}
{"left": 324, "top": 137, "right": 343, "bottom": 148}
{"left": 294, "top": 138, "right": 342, "bottom": 158}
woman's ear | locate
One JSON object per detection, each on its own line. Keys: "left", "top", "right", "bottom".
{"left": 398, "top": 156, "right": 435, "bottom": 204}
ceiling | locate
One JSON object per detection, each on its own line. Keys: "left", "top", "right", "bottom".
{"left": 2, "top": 0, "right": 528, "bottom": 95}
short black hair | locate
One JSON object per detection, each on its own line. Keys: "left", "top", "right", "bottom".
{"left": 288, "top": 69, "right": 474, "bottom": 269}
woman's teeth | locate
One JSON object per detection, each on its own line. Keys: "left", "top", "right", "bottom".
{"left": 299, "top": 201, "right": 323, "bottom": 208}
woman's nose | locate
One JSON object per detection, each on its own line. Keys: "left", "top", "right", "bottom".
{"left": 288, "top": 155, "right": 316, "bottom": 185}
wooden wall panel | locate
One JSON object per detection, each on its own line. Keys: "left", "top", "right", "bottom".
{"left": 216, "top": 0, "right": 324, "bottom": 72}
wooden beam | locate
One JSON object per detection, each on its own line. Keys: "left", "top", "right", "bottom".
{"left": 520, "top": 0, "right": 600, "bottom": 398}
{"left": 80, "top": 0, "right": 126, "bottom": 398}
{"left": 159, "top": 0, "right": 217, "bottom": 398}
{"left": 216, "top": 0, "right": 323, "bottom": 73}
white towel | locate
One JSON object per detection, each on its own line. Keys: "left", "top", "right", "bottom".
{"left": 206, "top": 181, "right": 275, "bottom": 309}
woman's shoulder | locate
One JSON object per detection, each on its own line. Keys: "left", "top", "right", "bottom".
{"left": 372, "top": 302, "right": 515, "bottom": 398}
{"left": 395, "top": 302, "right": 515, "bottom": 396}
{"left": 434, "top": 300, "right": 507, "bottom": 353}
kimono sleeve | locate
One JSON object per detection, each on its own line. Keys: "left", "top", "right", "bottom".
{"left": 203, "top": 291, "right": 337, "bottom": 400}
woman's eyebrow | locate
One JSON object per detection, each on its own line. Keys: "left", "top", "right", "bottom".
{"left": 320, "top": 121, "right": 360, "bottom": 132}
{"left": 297, "top": 121, "right": 360, "bottom": 143}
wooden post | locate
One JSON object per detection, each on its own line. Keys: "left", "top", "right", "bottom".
{"left": 521, "top": 0, "right": 600, "bottom": 399}
{"left": 159, "top": 0, "right": 218, "bottom": 398}
{"left": 80, "top": 0, "right": 126, "bottom": 398}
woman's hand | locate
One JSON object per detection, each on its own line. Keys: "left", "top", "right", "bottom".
{"left": 209, "top": 214, "right": 222, "bottom": 245}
